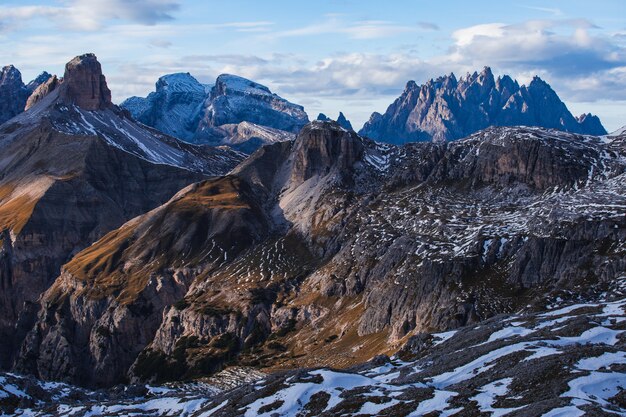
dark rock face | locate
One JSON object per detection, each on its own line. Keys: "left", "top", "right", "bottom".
{"left": 336, "top": 112, "right": 353, "bottom": 131}
{"left": 121, "top": 73, "right": 309, "bottom": 152}
{"left": 15, "top": 120, "right": 626, "bottom": 388}
{"left": 0, "top": 65, "right": 30, "bottom": 125}
{"left": 359, "top": 67, "right": 607, "bottom": 143}
{"left": 0, "top": 54, "right": 243, "bottom": 373}
{"left": 58, "top": 53, "right": 112, "bottom": 110}
{"left": 317, "top": 112, "right": 354, "bottom": 131}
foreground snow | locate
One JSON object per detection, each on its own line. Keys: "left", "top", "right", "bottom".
{"left": 3, "top": 292, "right": 624, "bottom": 416}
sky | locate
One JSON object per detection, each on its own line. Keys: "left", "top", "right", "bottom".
{"left": 0, "top": 0, "right": 625, "bottom": 131}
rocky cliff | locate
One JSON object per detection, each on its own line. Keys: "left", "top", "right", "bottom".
{"left": 0, "top": 54, "right": 244, "bottom": 371}
{"left": 359, "top": 67, "right": 607, "bottom": 143}
{"left": 122, "top": 73, "right": 309, "bottom": 152}
{"left": 16, "top": 119, "right": 626, "bottom": 387}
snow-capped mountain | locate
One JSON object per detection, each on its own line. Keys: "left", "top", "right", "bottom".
{"left": 0, "top": 65, "right": 50, "bottom": 125}
{"left": 121, "top": 73, "right": 209, "bottom": 143}
{"left": 359, "top": 67, "right": 607, "bottom": 144}
{"left": 0, "top": 54, "right": 244, "bottom": 372}
{"left": 122, "top": 73, "right": 309, "bottom": 152}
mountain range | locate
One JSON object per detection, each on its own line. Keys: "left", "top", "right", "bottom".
{"left": 121, "top": 73, "right": 309, "bottom": 153}
{"left": 0, "top": 53, "right": 624, "bottom": 417}
{"left": 359, "top": 67, "right": 606, "bottom": 143}
{"left": 0, "top": 54, "right": 243, "bottom": 370}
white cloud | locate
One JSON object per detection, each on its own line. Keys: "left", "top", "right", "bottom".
{"left": 261, "top": 15, "right": 421, "bottom": 41}
{"left": 0, "top": 0, "right": 181, "bottom": 32}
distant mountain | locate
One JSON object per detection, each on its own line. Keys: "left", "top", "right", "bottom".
{"left": 121, "top": 73, "right": 208, "bottom": 143}
{"left": 0, "top": 65, "right": 50, "bottom": 125}
{"left": 360, "top": 67, "right": 607, "bottom": 143}
{"left": 122, "top": 73, "right": 309, "bottom": 152}
{"left": 0, "top": 53, "right": 243, "bottom": 370}
{"left": 317, "top": 111, "right": 354, "bottom": 130}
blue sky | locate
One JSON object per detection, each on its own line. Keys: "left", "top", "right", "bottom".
{"left": 1, "top": 0, "right": 625, "bottom": 130}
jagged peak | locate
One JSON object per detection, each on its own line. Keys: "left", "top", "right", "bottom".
{"left": 405, "top": 80, "right": 418, "bottom": 91}
{"left": 25, "top": 75, "right": 60, "bottom": 110}
{"left": 0, "top": 64, "right": 23, "bottom": 85}
{"left": 26, "top": 71, "right": 52, "bottom": 92}
{"left": 59, "top": 53, "right": 112, "bottom": 111}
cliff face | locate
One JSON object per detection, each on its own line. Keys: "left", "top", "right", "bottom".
{"left": 359, "top": 68, "right": 607, "bottom": 143}
{"left": 16, "top": 120, "right": 626, "bottom": 387}
{"left": 0, "top": 54, "right": 244, "bottom": 370}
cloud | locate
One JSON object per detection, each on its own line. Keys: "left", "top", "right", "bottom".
{"left": 443, "top": 19, "right": 626, "bottom": 102}
{"left": 262, "top": 15, "right": 418, "bottom": 40}
{"left": 518, "top": 5, "right": 564, "bottom": 17}
{"left": 0, "top": 0, "right": 181, "bottom": 31}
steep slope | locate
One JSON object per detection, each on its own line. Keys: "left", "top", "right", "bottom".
{"left": 17, "top": 120, "right": 626, "bottom": 388}
{"left": 0, "top": 53, "right": 244, "bottom": 370}
{"left": 360, "top": 67, "right": 607, "bottom": 143}
{"left": 0, "top": 66, "right": 50, "bottom": 125}
{"left": 122, "top": 73, "right": 309, "bottom": 152}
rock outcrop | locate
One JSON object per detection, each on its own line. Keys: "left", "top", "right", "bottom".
{"left": 58, "top": 53, "right": 112, "bottom": 110}
{"left": 359, "top": 67, "right": 607, "bottom": 143}
{"left": 16, "top": 120, "right": 626, "bottom": 387}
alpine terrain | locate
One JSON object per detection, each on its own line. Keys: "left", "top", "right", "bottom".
{"left": 0, "top": 53, "right": 624, "bottom": 417}
{"left": 360, "top": 67, "right": 607, "bottom": 144}
{"left": 122, "top": 73, "right": 309, "bottom": 152}
{"left": 0, "top": 54, "right": 244, "bottom": 372}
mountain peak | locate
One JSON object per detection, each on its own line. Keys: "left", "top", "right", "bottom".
{"left": 214, "top": 74, "right": 272, "bottom": 96}
{"left": 360, "top": 68, "right": 606, "bottom": 142}
{"left": 1, "top": 64, "right": 21, "bottom": 80}
{"left": 156, "top": 72, "right": 205, "bottom": 94}
{"left": 405, "top": 80, "right": 418, "bottom": 90}
{"left": 59, "top": 53, "right": 112, "bottom": 110}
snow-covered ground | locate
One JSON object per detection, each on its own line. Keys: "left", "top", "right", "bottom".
{"left": 6, "top": 295, "right": 622, "bottom": 416}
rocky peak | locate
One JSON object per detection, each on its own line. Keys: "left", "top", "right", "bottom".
{"left": 336, "top": 112, "right": 353, "bottom": 131}
{"left": 577, "top": 113, "right": 607, "bottom": 136}
{"left": 155, "top": 72, "right": 205, "bottom": 94}
{"left": 360, "top": 68, "right": 607, "bottom": 143}
{"left": 404, "top": 80, "right": 419, "bottom": 92}
{"left": 59, "top": 53, "right": 112, "bottom": 110}
{"left": 25, "top": 75, "right": 60, "bottom": 110}
{"left": 316, "top": 112, "right": 354, "bottom": 131}
{"left": 0, "top": 65, "right": 29, "bottom": 125}
{"left": 290, "top": 120, "right": 363, "bottom": 184}
{"left": 212, "top": 74, "right": 272, "bottom": 97}
{"left": 0, "top": 65, "right": 23, "bottom": 86}
{"left": 25, "top": 71, "right": 52, "bottom": 93}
